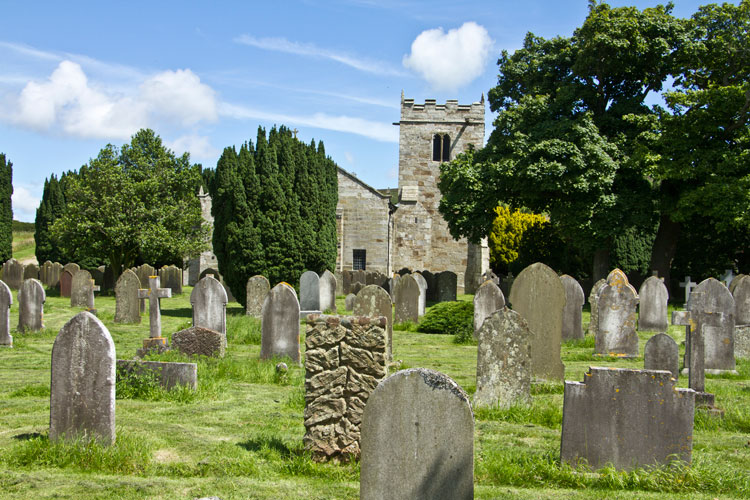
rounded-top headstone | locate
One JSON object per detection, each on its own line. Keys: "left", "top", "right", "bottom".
{"left": 344, "top": 293, "right": 356, "bottom": 311}
{"left": 588, "top": 278, "right": 607, "bottom": 336}
{"left": 114, "top": 269, "right": 141, "bottom": 324}
{"left": 596, "top": 268, "right": 639, "bottom": 357}
{"left": 17, "top": 278, "right": 45, "bottom": 332}
{"left": 246, "top": 275, "right": 270, "bottom": 317}
{"left": 0, "top": 280, "right": 12, "bottom": 346}
{"left": 2, "top": 258, "right": 24, "bottom": 290}
{"left": 638, "top": 276, "right": 669, "bottom": 332}
{"left": 354, "top": 284, "right": 393, "bottom": 360}
{"left": 360, "top": 368, "right": 473, "bottom": 500}
{"left": 190, "top": 276, "right": 228, "bottom": 337}
{"left": 644, "top": 333, "right": 679, "bottom": 379}
{"left": 436, "top": 271, "right": 457, "bottom": 303}
{"left": 729, "top": 274, "right": 747, "bottom": 294}
{"left": 260, "top": 283, "right": 301, "bottom": 362}
{"left": 318, "top": 269, "right": 337, "bottom": 313}
{"left": 71, "top": 270, "right": 94, "bottom": 308}
{"left": 393, "top": 274, "right": 420, "bottom": 325}
{"left": 412, "top": 272, "right": 427, "bottom": 317}
{"left": 299, "top": 270, "right": 321, "bottom": 311}
{"left": 473, "top": 280, "right": 505, "bottom": 339}
{"left": 689, "top": 277, "right": 736, "bottom": 372}
{"left": 560, "top": 275, "right": 585, "bottom": 341}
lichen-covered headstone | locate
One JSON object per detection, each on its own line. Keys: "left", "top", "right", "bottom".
{"left": 304, "top": 315, "right": 387, "bottom": 462}
{"left": 638, "top": 276, "right": 669, "bottom": 332}
{"left": 393, "top": 274, "right": 419, "bottom": 324}
{"left": 596, "top": 269, "right": 639, "bottom": 357}
{"left": 114, "top": 269, "right": 141, "bottom": 324}
{"left": 360, "top": 368, "right": 474, "bottom": 500}
{"left": 172, "top": 325, "right": 225, "bottom": 358}
{"left": 159, "top": 265, "right": 183, "bottom": 294}
{"left": 246, "top": 275, "right": 270, "bottom": 317}
{"left": 300, "top": 270, "right": 321, "bottom": 311}
{"left": 191, "top": 276, "right": 228, "bottom": 346}
{"left": 50, "top": 311, "right": 116, "bottom": 444}
{"left": 2, "top": 258, "right": 24, "bottom": 290}
{"left": 0, "top": 280, "right": 12, "bottom": 346}
{"left": 344, "top": 293, "right": 356, "bottom": 311}
{"left": 587, "top": 278, "right": 606, "bottom": 336}
{"left": 473, "top": 280, "right": 505, "bottom": 339}
{"left": 474, "top": 308, "right": 531, "bottom": 409}
{"left": 732, "top": 275, "right": 750, "bottom": 325}
{"left": 561, "top": 367, "right": 694, "bottom": 470}
{"left": 560, "top": 275, "right": 585, "bottom": 341}
{"left": 436, "top": 271, "right": 457, "bottom": 303}
{"left": 688, "top": 278, "right": 736, "bottom": 373}
{"left": 509, "top": 262, "right": 566, "bottom": 381}
{"left": 71, "top": 270, "right": 95, "bottom": 308}
{"left": 260, "top": 283, "right": 301, "bottom": 362}
{"left": 319, "top": 270, "right": 337, "bottom": 313}
{"left": 354, "top": 285, "right": 393, "bottom": 361}
{"left": 17, "top": 278, "right": 45, "bottom": 332}
{"left": 644, "top": 333, "right": 679, "bottom": 379}
{"left": 412, "top": 272, "right": 427, "bottom": 317}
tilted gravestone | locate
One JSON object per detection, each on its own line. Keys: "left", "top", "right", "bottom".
{"left": 435, "top": 271, "right": 457, "bottom": 303}
{"left": 23, "top": 263, "right": 39, "bottom": 281}
{"left": 393, "top": 274, "right": 420, "bottom": 325}
{"left": 191, "top": 276, "right": 228, "bottom": 346}
{"left": 561, "top": 367, "right": 695, "bottom": 470}
{"left": 304, "top": 315, "right": 387, "bottom": 462}
{"left": 260, "top": 283, "right": 301, "bottom": 363}
{"left": 2, "top": 258, "right": 24, "bottom": 290}
{"left": 560, "top": 275, "right": 585, "bottom": 341}
{"left": 159, "top": 265, "right": 183, "bottom": 294}
{"left": 688, "top": 278, "right": 736, "bottom": 373}
{"left": 0, "top": 280, "right": 12, "bottom": 346}
{"left": 360, "top": 368, "right": 474, "bottom": 500}
{"left": 596, "top": 269, "right": 639, "bottom": 357}
{"left": 299, "top": 270, "right": 321, "bottom": 312}
{"left": 114, "top": 269, "right": 141, "bottom": 324}
{"left": 246, "top": 275, "right": 270, "bottom": 317}
{"left": 638, "top": 276, "right": 669, "bottom": 332}
{"left": 50, "top": 311, "right": 116, "bottom": 444}
{"left": 587, "top": 278, "right": 607, "bottom": 336}
{"left": 59, "top": 270, "right": 74, "bottom": 298}
{"left": 732, "top": 275, "right": 750, "bottom": 325}
{"left": 17, "top": 279, "right": 45, "bottom": 332}
{"left": 473, "top": 280, "right": 505, "bottom": 339}
{"left": 509, "top": 262, "right": 566, "bottom": 381}
{"left": 354, "top": 285, "right": 393, "bottom": 361}
{"left": 319, "top": 270, "right": 337, "bottom": 313}
{"left": 172, "top": 325, "right": 225, "bottom": 358}
{"left": 412, "top": 273, "right": 427, "bottom": 317}
{"left": 344, "top": 293, "right": 356, "bottom": 311}
{"left": 71, "top": 270, "right": 98, "bottom": 309}
{"left": 644, "top": 333, "right": 679, "bottom": 379}
{"left": 474, "top": 308, "right": 531, "bottom": 409}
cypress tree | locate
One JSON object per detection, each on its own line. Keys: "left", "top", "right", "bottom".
{"left": 0, "top": 154, "right": 12, "bottom": 263}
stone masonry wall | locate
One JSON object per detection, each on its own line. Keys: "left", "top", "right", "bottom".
{"left": 303, "top": 314, "right": 387, "bottom": 462}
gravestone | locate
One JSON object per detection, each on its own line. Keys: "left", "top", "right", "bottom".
{"left": 353, "top": 270, "right": 366, "bottom": 288}
{"left": 560, "top": 275, "right": 585, "bottom": 341}
{"left": 2, "top": 258, "right": 24, "bottom": 289}
{"left": 365, "top": 271, "right": 376, "bottom": 285}
{"left": 354, "top": 285, "right": 393, "bottom": 361}
{"left": 729, "top": 273, "right": 747, "bottom": 294}
{"left": 345, "top": 293, "right": 356, "bottom": 311}
{"left": 509, "top": 262, "right": 566, "bottom": 381}
{"left": 114, "top": 269, "right": 141, "bottom": 324}
{"left": 63, "top": 262, "right": 80, "bottom": 277}
{"left": 304, "top": 315, "right": 387, "bottom": 462}
{"left": 388, "top": 275, "right": 400, "bottom": 299}
{"left": 334, "top": 271, "right": 343, "bottom": 295}
{"left": 342, "top": 270, "right": 353, "bottom": 295}
{"left": 638, "top": 276, "right": 669, "bottom": 332}
{"left": 246, "top": 275, "right": 270, "bottom": 317}
{"left": 587, "top": 278, "right": 607, "bottom": 336}
{"left": 561, "top": 367, "right": 694, "bottom": 470}
{"left": 360, "top": 368, "right": 474, "bottom": 500}
{"left": 473, "top": 280, "right": 505, "bottom": 339}
{"left": 393, "top": 274, "right": 419, "bottom": 324}
{"left": 17, "top": 278, "right": 45, "bottom": 332}
{"left": 49, "top": 311, "right": 116, "bottom": 444}
{"left": 732, "top": 275, "right": 750, "bottom": 325}
{"left": 679, "top": 276, "right": 697, "bottom": 307}
{"left": 596, "top": 269, "right": 639, "bottom": 357}
{"left": 422, "top": 270, "right": 437, "bottom": 301}
{"left": 435, "top": 271, "right": 457, "bottom": 303}
{"left": 319, "top": 270, "right": 337, "bottom": 313}
{"left": 172, "top": 325, "right": 225, "bottom": 358}
{"left": 481, "top": 269, "right": 499, "bottom": 286}
{"left": 190, "top": 276, "right": 228, "bottom": 346}
{"left": 59, "top": 270, "right": 73, "bottom": 298}
{"left": 41, "top": 261, "right": 63, "bottom": 288}
{"left": 688, "top": 278, "right": 736, "bottom": 373}
{"left": 412, "top": 272, "right": 427, "bottom": 317}
{"left": 71, "top": 270, "right": 96, "bottom": 308}
{"left": 23, "top": 263, "right": 39, "bottom": 281}
{"left": 117, "top": 360, "right": 197, "bottom": 390}
{"left": 644, "top": 333, "right": 679, "bottom": 379}
{"left": 159, "top": 265, "right": 183, "bottom": 294}
{"left": 673, "top": 309, "right": 724, "bottom": 410}
{"left": 137, "top": 276, "right": 172, "bottom": 352}
{"left": 735, "top": 325, "right": 750, "bottom": 359}
{"left": 474, "top": 308, "right": 531, "bottom": 409}
{"left": 135, "top": 264, "right": 156, "bottom": 288}
{"left": 300, "top": 270, "right": 321, "bottom": 311}
{"left": 260, "top": 283, "right": 301, "bottom": 363}
{"left": 0, "top": 280, "right": 12, "bottom": 346}
{"left": 91, "top": 266, "right": 105, "bottom": 289}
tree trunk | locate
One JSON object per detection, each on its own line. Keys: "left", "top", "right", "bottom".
{"left": 593, "top": 248, "right": 610, "bottom": 282}
{"left": 649, "top": 214, "right": 681, "bottom": 295}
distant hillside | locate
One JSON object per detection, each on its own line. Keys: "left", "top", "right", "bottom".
{"left": 12, "top": 220, "right": 34, "bottom": 232}
{"left": 12, "top": 220, "right": 35, "bottom": 263}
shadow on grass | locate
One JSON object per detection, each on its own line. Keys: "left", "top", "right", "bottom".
{"left": 13, "top": 432, "right": 44, "bottom": 441}
{"left": 238, "top": 435, "right": 301, "bottom": 458}
{"left": 160, "top": 308, "right": 192, "bottom": 318}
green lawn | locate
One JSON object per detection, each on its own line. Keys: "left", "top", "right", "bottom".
{"left": 0, "top": 290, "right": 748, "bottom": 499}
{"left": 11, "top": 230, "right": 35, "bottom": 263}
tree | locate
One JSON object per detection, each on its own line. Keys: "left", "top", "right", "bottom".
{"left": 0, "top": 154, "right": 12, "bottom": 262}
{"left": 50, "top": 129, "right": 209, "bottom": 276}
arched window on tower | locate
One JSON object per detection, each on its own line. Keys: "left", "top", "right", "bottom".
{"left": 432, "top": 134, "right": 451, "bottom": 161}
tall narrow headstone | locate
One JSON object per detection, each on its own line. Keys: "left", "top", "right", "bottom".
{"left": 246, "top": 275, "right": 270, "bottom": 317}
{"left": 71, "top": 270, "right": 95, "bottom": 308}
{"left": 644, "top": 333, "right": 679, "bottom": 379}
{"left": 342, "top": 270, "right": 353, "bottom": 295}
{"left": 687, "top": 278, "right": 736, "bottom": 373}
{"left": 412, "top": 272, "right": 427, "bottom": 317}
{"left": 354, "top": 285, "right": 393, "bottom": 361}
{"left": 509, "top": 262, "right": 566, "bottom": 381}
{"left": 299, "top": 270, "right": 321, "bottom": 312}
{"left": 360, "top": 369, "right": 474, "bottom": 500}
{"left": 49, "top": 311, "right": 116, "bottom": 444}
{"left": 318, "top": 270, "right": 337, "bottom": 313}
{"left": 435, "top": 271, "right": 457, "bottom": 303}
{"left": 638, "top": 276, "right": 669, "bottom": 332}
{"left": 2, "top": 258, "right": 24, "bottom": 290}
{"left": 0, "top": 280, "right": 12, "bottom": 346}
{"left": 190, "top": 276, "right": 228, "bottom": 346}
{"left": 114, "top": 269, "right": 141, "bottom": 324}
{"left": 596, "top": 269, "right": 639, "bottom": 357}
{"left": 473, "top": 280, "right": 505, "bottom": 339}
{"left": 560, "top": 275, "right": 585, "bottom": 341}
{"left": 587, "top": 278, "right": 606, "bottom": 336}
{"left": 345, "top": 293, "right": 356, "bottom": 311}
{"left": 260, "top": 283, "right": 301, "bottom": 363}
{"left": 422, "top": 270, "right": 437, "bottom": 301}
{"left": 732, "top": 275, "right": 750, "bottom": 325}
{"left": 393, "top": 274, "right": 420, "bottom": 324}
{"left": 17, "top": 279, "right": 45, "bottom": 332}
{"left": 59, "top": 270, "right": 73, "bottom": 298}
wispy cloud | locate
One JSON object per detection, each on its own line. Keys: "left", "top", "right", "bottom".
{"left": 234, "top": 34, "right": 407, "bottom": 77}
{"left": 12, "top": 183, "right": 42, "bottom": 222}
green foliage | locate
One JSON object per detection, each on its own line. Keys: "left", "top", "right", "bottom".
{"left": 226, "top": 314, "right": 262, "bottom": 345}
{"left": 488, "top": 205, "right": 548, "bottom": 272}
{"left": 11, "top": 220, "right": 33, "bottom": 232}
{"left": 416, "top": 301, "right": 473, "bottom": 336}
{"left": 0, "top": 153, "right": 13, "bottom": 262}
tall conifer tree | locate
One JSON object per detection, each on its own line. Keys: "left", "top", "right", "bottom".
{"left": 0, "top": 154, "right": 12, "bottom": 263}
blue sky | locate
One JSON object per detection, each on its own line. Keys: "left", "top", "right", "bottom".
{"left": 0, "top": 0, "right": 721, "bottom": 221}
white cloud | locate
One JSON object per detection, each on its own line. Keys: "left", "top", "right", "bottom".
{"left": 166, "top": 134, "right": 219, "bottom": 163}
{"left": 344, "top": 152, "right": 354, "bottom": 165}
{"left": 140, "top": 69, "right": 218, "bottom": 126}
{"left": 11, "top": 185, "right": 41, "bottom": 222}
{"left": 402, "top": 21, "right": 493, "bottom": 91}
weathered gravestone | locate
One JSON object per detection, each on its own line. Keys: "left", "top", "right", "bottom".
{"left": 596, "top": 269, "right": 639, "bottom": 357}
{"left": 304, "top": 315, "right": 387, "bottom": 462}
{"left": 41, "top": 261, "right": 63, "bottom": 289}
{"left": 393, "top": 274, "right": 419, "bottom": 324}
{"left": 353, "top": 270, "right": 366, "bottom": 288}
{"left": 334, "top": 271, "right": 343, "bottom": 295}
{"left": 17, "top": 278, "right": 45, "bottom": 332}
{"left": 560, "top": 275, "right": 585, "bottom": 341}
{"left": 351, "top": 281, "right": 365, "bottom": 295}
{"left": 172, "top": 326, "right": 225, "bottom": 358}
{"left": 474, "top": 308, "right": 531, "bottom": 409}
{"left": 23, "top": 263, "right": 39, "bottom": 281}
{"left": 644, "top": 333, "right": 679, "bottom": 379}
{"left": 300, "top": 270, "right": 321, "bottom": 312}
{"left": 561, "top": 367, "right": 695, "bottom": 470}
{"left": 2, "top": 258, "right": 24, "bottom": 290}
{"left": 422, "top": 270, "right": 437, "bottom": 301}
{"left": 117, "top": 359, "right": 197, "bottom": 390}
{"left": 672, "top": 309, "right": 723, "bottom": 409}
{"left": 114, "top": 269, "right": 141, "bottom": 324}
{"left": 246, "top": 275, "right": 270, "bottom": 317}
{"left": 509, "top": 262, "right": 566, "bottom": 381}
{"left": 319, "top": 270, "right": 337, "bottom": 313}
{"left": 638, "top": 276, "right": 669, "bottom": 332}
{"left": 732, "top": 275, "right": 750, "bottom": 325}
{"left": 735, "top": 325, "right": 750, "bottom": 359}
{"left": 360, "top": 368, "right": 474, "bottom": 500}
{"left": 388, "top": 274, "right": 400, "bottom": 299}
{"left": 137, "top": 276, "right": 172, "bottom": 353}
{"left": 354, "top": 285, "right": 393, "bottom": 361}
{"left": 342, "top": 270, "right": 353, "bottom": 295}
{"left": 71, "top": 270, "right": 99, "bottom": 310}
{"left": 63, "top": 262, "right": 80, "bottom": 277}
{"left": 344, "top": 293, "right": 356, "bottom": 311}
{"left": 435, "top": 271, "right": 457, "bottom": 303}
{"left": 135, "top": 264, "right": 156, "bottom": 288}
{"left": 260, "top": 283, "right": 301, "bottom": 363}
{"left": 159, "top": 265, "right": 183, "bottom": 294}
{"left": 0, "top": 280, "right": 12, "bottom": 346}
{"left": 473, "top": 280, "right": 505, "bottom": 339}
{"left": 412, "top": 272, "right": 427, "bottom": 317}
{"left": 587, "top": 278, "right": 607, "bottom": 336}
{"left": 50, "top": 311, "right": 116, "bottom": 444}
{"left": 59, "top": 270, "right": 73, "bottom": 298}
{"left": 191, "top": 276, "right": 228, "bottom": 346}
{"left": 730, "top": 273, "right": 747, "bottom": 294}
{"left": 687, "top": 278, "right": 736, "bottom": 373}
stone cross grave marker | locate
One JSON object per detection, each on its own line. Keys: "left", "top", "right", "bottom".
{"left": 18, "top": 278, "right": 45, "bottom": 332}
{"left": 354, "top": 285, "right": 393, "bottom": 361}
{"left": 638, "top": 276, "right": 669, "bottom": 332}
{"left": 0, "top": 280, "right": 12, "bottom": 346}
{"left": 679, "top": 276, "right": 697, "bottom": 307}
{"left": 596, "top": 269, "right": 639, "bottom": 357}
{"left": 137, "top": 276, "right": 172, "bottom": 351}
{"left": 114, "top": 269, "right": 141, "bottom": 324}
{"left": 473, "top": 280, "right": 505, "bottom": 339}
{"left": 644, "top": 333, "right": 679, "bottom": 379}
{"left": 673, "top": 309, "right": 724, "bottom": 407}
{"left": 190, "top": 275, "right": 228, "bottom": 347}
{"left": 246, "top": 275, "right": 270, "bottom": 317}
{"left": 560, "top": 275, "right": 585, "bottom": 341}
{"left": 260, "top": 283, "right": 301, "bottom": 363}
{"left": 318, "top": 270, "right": 337, "bottom": 313}
{"left": 299, "top": 270, "right": 321, "bottom": 312}
{"left": 688, "top": 278, "right": 736, "bottom": 374}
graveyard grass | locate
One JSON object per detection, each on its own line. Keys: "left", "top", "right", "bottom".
{"left": 1, "top": 292, "right": 749, "bottom": 499}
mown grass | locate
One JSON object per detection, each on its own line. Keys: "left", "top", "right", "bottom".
{"left": 11, "top": 230, "right": 35, "bottom": 262}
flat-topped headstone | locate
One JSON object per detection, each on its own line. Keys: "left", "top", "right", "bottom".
{"left": 50, "top": 311, "right": 115, "bottom": 444}
{"left": 473, "top": 280, "right": 505, "bottom": 339}
{"left": 260, "top": 283, "right": 301, "bottom": 363}
{"left": 344, "top": 293, "right": 356, "bottom": 311}
{"left": 17, "top": 278, "right": 45, "bottom": 332}
{"left": 393, "top": 274, "right": 420, "bottom": 324}
{"left": 560, "top": 275, "right": 585, "bottom": 341}
{"left": 412, "top": 273, "right": 427, "bottom": 317}
{"left": 23, "top": 263, "right": 39, "bottom": 281}
{"left": 318, "top": 270, "right": 337, "bottom": 313}
{"left": 299, "top": 270, "right": 321, "bottom": 311}
{"left": 360, "top": 368, "right": 473, "bottom": 500}
{"left": 561, "top": 367, "right": 694, "bottom": 470}
{"left": 59, "top": 269, "right": 73, "bottom": 298}
{"left": 246, "top": 275, "right": 270, "bottom": 317}
{"left": 114, "top": 269, "right": 141, "bottom": 324}
{"left": 732, "top": 275, "right": 750, "bottom": 325}
{"left": 638, "top": 276, "right": 669, "bottom": 332}
{"left": 596, "top": 269, "right": 639, "bottom": 357}
{"left": 587, "top": 278, "right": 607, "bottom": 336}
{"left": 159, "top": 265, "right": 183, "bottom": 294}
{"left": 354, "top": 285, "right": 393, "bottom": 361}
{"left": 191, "top": 276, "right": 228, "bottom": 346}
{"left": 0, "top": 280, "right": 12, "bottom": 346}
{"left": 509, "top": 262, "right": 566, "bottom": 381}
{"left": 644, "top": 333, "right": 679, "bottom": 379}
{"left": 2, "top": 258, "right": 24, "bottom": 290}
{"left": 688, "top": 278, "right": 736, "bottom": 373}
{"left": 474, "top": 308, "right": 531, "bottom": 409}
{"left": 172, "top": 326, "right": 225, "bottom": 358}
{"left": 71, "top": 270, "right": 95, "bottom": 308}
{"left": 436, "top": 271, "right": 457, "bottom": 303}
